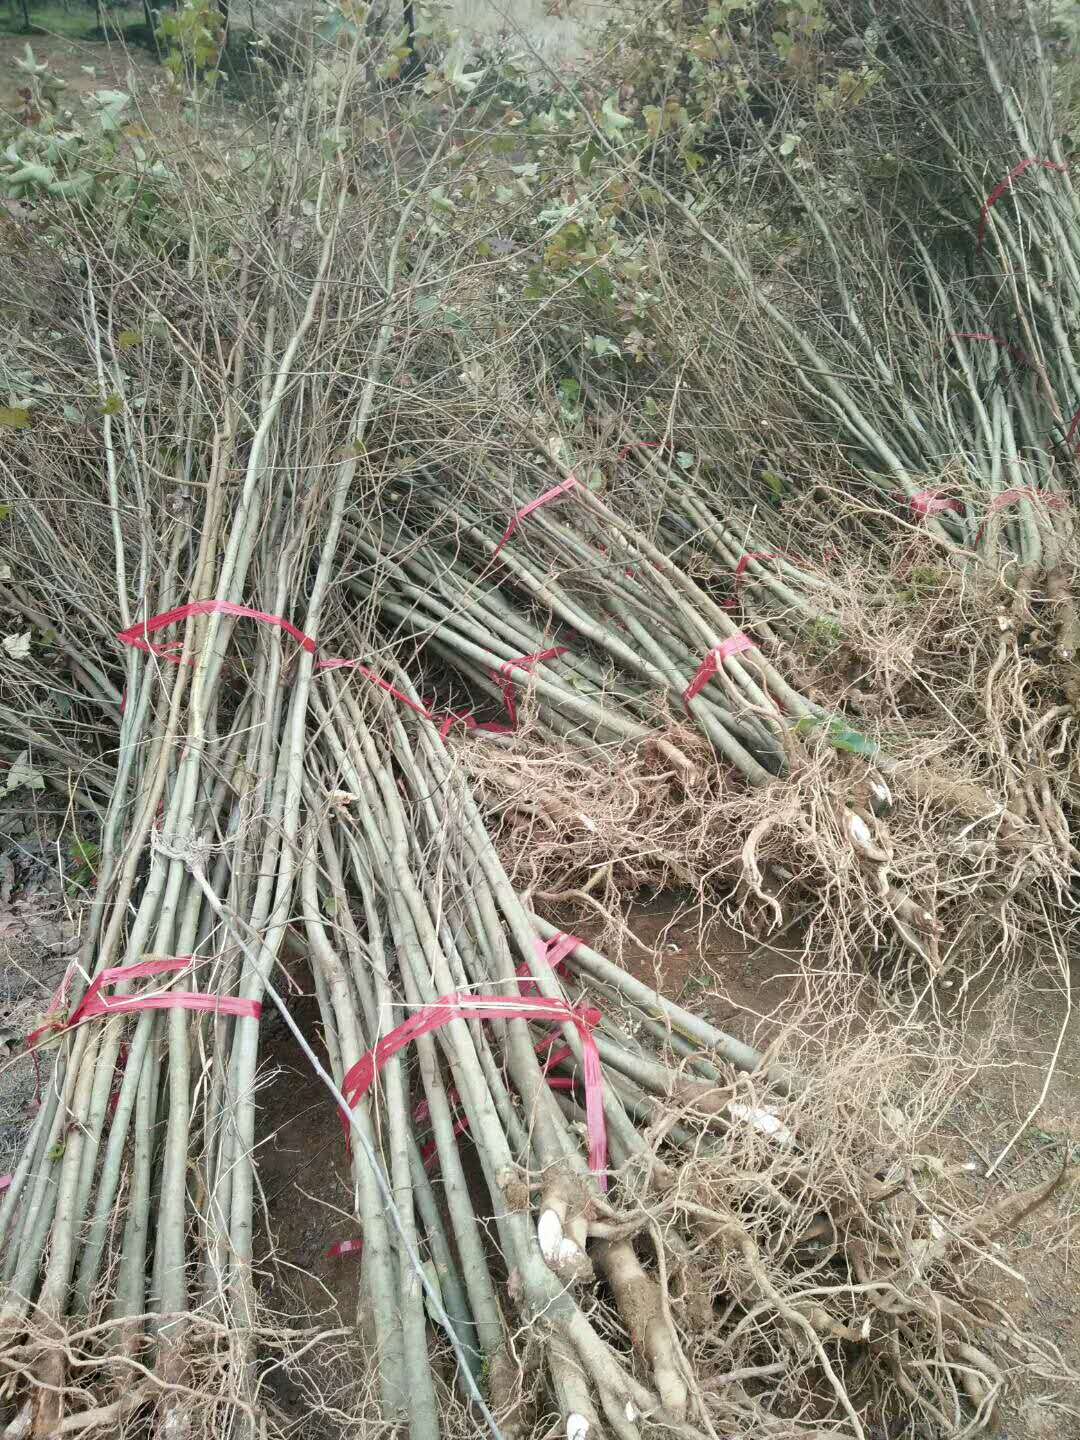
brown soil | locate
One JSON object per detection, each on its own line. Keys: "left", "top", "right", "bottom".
{"left": 0, "top": 29, "right": 162, "bottom": 117}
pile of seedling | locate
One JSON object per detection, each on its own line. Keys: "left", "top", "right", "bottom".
{"left": 0, "top": 0, "right": 1076, "bottom": 1435}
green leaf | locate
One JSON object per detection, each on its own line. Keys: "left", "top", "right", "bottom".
{"left": 443, "top": 38, "right": 485, "bottom": 94}
{"left": 0, "top": 408, "right": 29, "bottom": 430}
{"left": 47, "top": 171, "right": 97, "bottom": 202}
{"left": 558, "top": 378, "right": 581, "bottom": 406}
{"left": 5, "top": 749, "right": 44, "bottom": 792}
{"left": 793, "top": 714, "right": 877, "bottom": 758}
{"left": 101, "top": 394, "right": 123, "bottom": 416}
{"left": 71, "top": 837, "right": 100, "bottom": 868}
{"left": 825, "top": 721, "right": 877, "bottom": 757}
{"left": 428, "top": 186, "right": 457, "bottom": 215}
{"left": 320, "top": 130, "right": 345, "bottom": 162}
{"left": 6, "top": 162, "right": 54, "bottom": 187}
{"left": 316, "top": 8, "right": 359, "bottom": 42}
{"left": 117, "top": 331, "right": 142, "bottom": 352}
{"left": 91, "top": 89, "right": 132, "bottom": 135}
{"left": 601, "top": 96, "right": 633, "bottom": 137}
{"left": 587, "top": 334, "right": 621, "bottom": 359}
{"left": 0, "top": 505, "right": 9, "bottom": 522}
{"left": 761, "top": 468, "right": 786, "bottom": 501}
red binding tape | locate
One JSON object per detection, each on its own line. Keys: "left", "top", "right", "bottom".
{"left": 975, "top": 487, "right": 1067, "bottom": 541}
{"left": 119, "top": 601, "right": 568, "bottom": 741}
{"left": 723, "top": 552, "right": 781, "bottom": 609}
{"left": 493, "top": 476, "right": 578, "bottom": 555}
{"left": 342, "top": 992, "right": 608, "bottom": 1189}
{"left": 413, "top": 934, "right": 581, "bottom": 1124}
{"left": 495, "top": 648, "right": 569, "bottom": 729}
{"left": 516, "top": 931, "right": 580, "bottom": 997}
{"left": 326, "top": 1238, "right": 364, "bottom": 1259}
{"left": 950, "top": 332, "right": 1032, "bottom": 368}
{"left": 977, "top": 158, "right": 1066, "bottom": 251}
{"left": 315, "top": 658, "right": 432, "bottom": 719}
{"left": 683, "top": 633, "right": 756, "bottom": 707}
{"left": 617, "top": 440, "right": 669, "bottom": 464}
{"left": 25, "top": 958, "right": 260, "bottom": 1101}
{"left": 25, "top": 965, "right": 75, "bottom": 1107}
{"left": 117, "top": 601, "right": 318, "bottom": 658}
{"left": 905, "top": 490, "right": 965, "bottom": 519}
{"left": 355, "top": 942, "right": 589, "bottom": 1260}
{"left": 0, "top": 1176, "right": 11, "bottom": 1193}
{"left": 72, "top": 958, "right": 260, "bottom": 1025}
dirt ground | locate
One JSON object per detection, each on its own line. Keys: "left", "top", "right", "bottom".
{"left": 0, "top": 28, "right": 163, "bottom": 118}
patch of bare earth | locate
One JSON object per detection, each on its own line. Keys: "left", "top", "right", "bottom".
{"left": 0, "top": 31, "right": 162, "bottom": 117}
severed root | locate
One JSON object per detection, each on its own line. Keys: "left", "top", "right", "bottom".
{"left": 594, "top": 1240, "right": 688, "bottom": 1419}
{"left": 545, "top": 1307, "right": 663, "bottom": 1440}
{"left": 538, "top": 1172, "right": 595, "bottom": 1286}
{"left": 1046, "top": 567, "right": 1080, "bottom": 662}
{"left": 740, "top": 816, "right": 784, "bottom": 929}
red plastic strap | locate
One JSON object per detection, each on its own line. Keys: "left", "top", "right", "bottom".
{"left": 0, "top": 1176, "right": 10, "bottom": 1194}
{"left": 493, "top": 476, "right": 578, "bottom": 555}
{"left": 411, "top": 990, "right": 578, "bottom": 1128}
{"left": 986, "top": 487, "right": 1066, "bottom": 517}
{"left": 26, "top": 966, "right": 75, "bottom": 1055}
{"left": 975, "top": 488, "right": 1068, "bottom": 542}
{"left": 26, "top": 965, "right": 76, "bottom": 1107}
{"left": 516, "top": 931, "right": 581, "bottom": 997}
{"left": 118, "top": 601, "right": 425, "bottom": 722}
{"left": 722, "top": 552, "right": 781, "bottom": 609}
{"left": 72, "top": 958, "right": 261, "bottom": 1025}
{"left": 343, "top": 992, "right": 607, "bottom": 1188}
{"left": 25, "top": 960, "right": 258, "bottom": 1109}
{"left": 905, "top": 490, "right": 965, "bottom": 518}
{"left": 27, "top": 958, "right": 259, "bottom": 1056}
{"left": 541, "top": 1044, "right": 575, "bottom": 1075}
{"left": 683, "top": 633, "right": 757, "bottom": 707}
{"left": 326, "top": 1238, "right": 364, "bottom": 1259}
{"left": 315, "top": 658, "right": 433, "bottom": 720}
{"left": 436, "top": 648, "right": 568, "bottom": 738}
{"left": 950, "top": 332, "right": 1032, "bottom": 368}
{"left": 496, "top": 648, "right": 569, "bottom": 729}
{"left": 977, "top": 158, "right": 1066, "bottom": 250}
{"left": 420, "top": 1115, "right": 471, "bottom": 1171}
{"left": 118, "top": 601, "right": 318, "bottom": 659}
{"left": 617, "top": 440, "right": 669, "bottom": 464}
{"left": 120, "top": 604, "right": 571, "bottom": 744}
